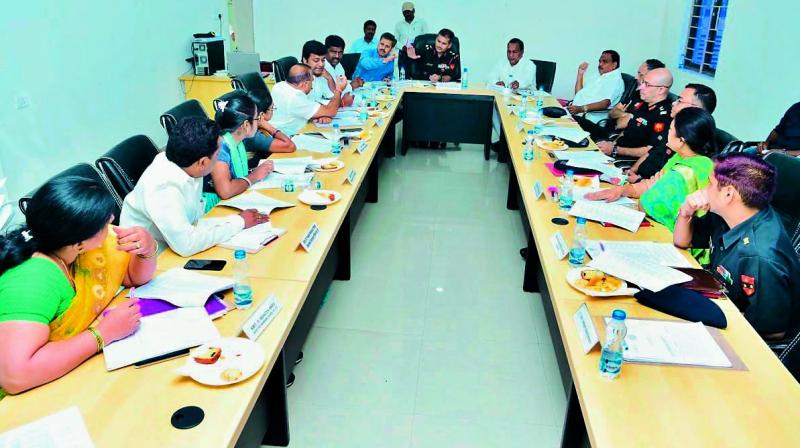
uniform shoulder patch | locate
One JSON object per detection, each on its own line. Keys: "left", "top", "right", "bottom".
{"left": 741, "top": 274, "right": 755, "bottom": 297}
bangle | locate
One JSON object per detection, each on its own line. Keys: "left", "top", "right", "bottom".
{"left": 242, "top": 176, "right": 253, "bottom": 186}
{"left": 88, "top": 327, "right": 104, "bottom": 352}
{"left": 137, "top": 240, "right": 158, "bottom": 259}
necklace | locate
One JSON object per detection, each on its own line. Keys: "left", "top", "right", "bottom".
{"left": 50, "top": 253, "right": 76, "bottom": 291}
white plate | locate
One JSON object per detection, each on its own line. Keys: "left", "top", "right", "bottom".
{"left": 566, "top": 267, "right": 638, "bottom": 297}
{"left": 536, "top": 139, "right": 569, "bottom": 151}
{"left": 298, "top": 189, "right": 341, "bottom": 206}
{"left": 313, "top": 160, "right": 345, "bottom": 172}
{"left": 176, "top": 337, "right": 266, "bottom": 386}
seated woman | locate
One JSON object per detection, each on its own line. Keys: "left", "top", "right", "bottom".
{"left": 209, "top": 92, "right": 275, "bottom": 202}
{"left": 246, "top": 89, "right": 297, "bottom": 155}
{"left": 0, "top": 176, "right": 157, "bottom": 396}
{"left": 585, "top": 107, "right": 717, "bottom": 231}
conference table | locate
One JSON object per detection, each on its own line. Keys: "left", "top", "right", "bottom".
{"left": 2, "top": 82, "right": 799, "bottom": 448}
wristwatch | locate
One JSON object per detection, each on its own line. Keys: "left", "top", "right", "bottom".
{"left": 611, "top": 145, "right": 618, "bottom": 158}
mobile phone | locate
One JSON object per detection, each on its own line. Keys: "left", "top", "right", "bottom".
{"left": 184, "top": 259, "right": 227, "bottom": 271}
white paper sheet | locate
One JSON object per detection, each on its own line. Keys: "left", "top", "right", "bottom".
{"left": 291, "top": 134, "right": 333, "bottom": 153}
{"left": 434, "top": 82, "right": 462, "bottom": 90}
{"left": 130, "top": 268, "right": 234, "bottom": 308}
{"left": 585, "top": 240, "right": 694, "bottom": 268}
{"left": 543, "top": 126, "right": 590, "bottom": 143}
{"left": 572, "top": 186, "right": 636, "bottom": 206}
{"left": 103, "top": 307, "right": 220, "bottom": 370}
{"left": 587, "top": 251, "right": 692, "bottom": 292}
{"left": 218, "top": 222, "right": 287, "bottom": 253}
{"left": 607, "top": 318, "right": 732, "bottom": 368}
{"left": 0, "top": 406, "right": 95, "bottom": 448}
{"left": 268, "top": 156, "right": 314, "bottom": 175}
{"left": 249, "top": 172, "right": 314, "bottom": 190}
{"left": 551, "top": 150, "right": 612, "bottom": 163}
{"left": 218, "top": 191, "right": 294, "bottom": 215}
{"left": 569, "top": 200, "right": 645, "bottom": 232}
{"left": 315, "top": 116, "right": 364, "bottom": 128}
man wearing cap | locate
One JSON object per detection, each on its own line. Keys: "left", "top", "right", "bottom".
{"left": 395, "top": 2, "right": 427, "bottom": 75}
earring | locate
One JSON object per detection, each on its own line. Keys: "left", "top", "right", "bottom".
{"left": 76, "top": 242, "right": 84, "bottom": 254}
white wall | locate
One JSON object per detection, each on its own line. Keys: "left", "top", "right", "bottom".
{"left": 253, "top": 0, "right": 668, "bottom": 98}
{"left": 0, "top": 1, "right": 228, "bottom": 203}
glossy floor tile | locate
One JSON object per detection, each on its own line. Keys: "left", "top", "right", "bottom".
{"left": 284, "top": 143, "right": 564, "bottom": 447}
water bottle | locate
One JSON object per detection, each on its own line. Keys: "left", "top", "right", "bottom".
{"left": 523, "top": 130, "right": 535, "bottom": 161}
{"left": 282, "top": 178, "right": 295, "bottom": 192}
{"left": 519, "top": 92, "right": 529, "bottom": 119}
{"left": 568, "top": 217, "right": 587, "bottom": 267}
{"left": 461, "top": 67, "right": 469, "bottom": 89}
{"left": 536, "top": 95, "right": 544, "bottom": 109}
{"left": 359, "top": 95, "right": 368, "bottom": 123}
{"left": 503, "top": 74, "right": 512, "bottom": 99}
{"left": 331, "top": 123, "right": 342, "bottom": 155}
{"left": 599, "top": 309, "right": 628, "bottom": 379}
{"left": 559, "top": 170, "right": 575, "bottom": 211}
{"left": 233, "top": 249, "right": 253, "bottom": 309}
{"left": 399, "top": 66, "right": 406, "bottom": 81}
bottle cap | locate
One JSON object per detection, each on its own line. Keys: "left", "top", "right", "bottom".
{"left": 576, "top": 217, "right": 587, "bottom": 225}
{"left": 566, "top": 169, "right": 575, "bottom": 176}
{"left": 234, "top": 249, "right": 246, "bottom": 260}
{"left": 333, "top": 123, "right": 340, "bottom": 129}
{"left": 611, "top": 309, "right": 627, "bottom": 321}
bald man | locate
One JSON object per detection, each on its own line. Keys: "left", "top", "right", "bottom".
{"left": 268, "top": 64, "right": 347, "bottom": 136}
{"left": 597, "top": 67, "right": 674, "bottom": 161}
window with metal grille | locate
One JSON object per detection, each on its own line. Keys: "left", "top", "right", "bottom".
{"left": 679, "top": 0, "right": 728, "bottom": 77}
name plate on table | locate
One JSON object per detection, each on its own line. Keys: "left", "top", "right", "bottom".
{"left": 516, "top": 122, "right": 525, "bottom": 133}
{"left": 384, "top": 102, "right": 393, "bottom": 110}
{"left": 298, "top": 223, "right": 321, "bottom": 252}
{"left": 242, "top": 294, "right": 282, "bottom": 340}
{"left": 356, "top": 141, "right": 368, "bottom": 154}
{"left": 573, "top": 302, "right": 600, "bottom": 354}
{"left": 373, "top": 117, "right": 386, "bottom": 128}
{"left": 550, "top": 231, "right": 569, "bottom": 260}
{"left": 533, "top": 181, "right": 544, "bottom": 200}
{"left": 343, "top": 168, "right": 357, "bottom": 185}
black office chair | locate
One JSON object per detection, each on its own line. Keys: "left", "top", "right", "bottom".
{"left": 714, "top": 128, "right": 739, "bottom": 154}
{"left": 531, "top": 59, "right": 556, "bottom": 93}
{"left": 777, "top": 331, "right": 800, "bottom": 383}
{"left": 619, "top": 73, "right": 637, "bottom": 105}
{"left": 18, "top": 163, "right": 120, "bottom": 223}
{"left": 160, "top": 99, "right": 208, "bottom": 136}
{"left": 231, "top": 71, "right": 269, "bottom": 93}
{"left": 409, "top": 34, "right": 461, "bottom": 80}
{"left": 764, "top": 151, "right": 800, "bottom": 233}
{"left": 341, "top": 53, "right": 361, "bottom": 79}
{"left": 95, "top": 135, "right": 160, "bottom": 207}
{"left": 272, "top": 56, "right": 299, "bottom": 82}
{"left": 213, "top": 90, "right": 248, "bottom": 112}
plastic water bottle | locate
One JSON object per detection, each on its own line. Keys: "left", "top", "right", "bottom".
{"left": 559, "top": 170, "right": 575, "bottom": 211}
{"left": 503, "top": 74, "right": 512, "bottom": 99}
{"left": 461, "top": 67, "right": 469, "bottom": 89}
{"left": 523, "top": 130, "right": 535, "bottom": 161}
{"left": 536, "top": 95, "right": 544, "bottom": 109}
{"left": 359, "top": 95, "right": 368, "bottom": 123}
{"left": 331, "top": 123, "right": 342, "bottom": 155}
{"left": 282, "top": 178, "right": 295, "bottom": 192}
{"left": 569, "top": 217, "right": 588, "bottom": 267}
{"left": 233, "top": 249, "right": 253, "bottom": 309}
{"left": 599, "top": 309, "right": 628, "bottom": 379}
{"left": 519, "top": 92, "right": 529, "bottom": 119}
{"left": 399, "top": 66, "right": 406, "bottom": 81}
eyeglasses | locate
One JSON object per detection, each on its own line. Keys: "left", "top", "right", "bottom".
{"left": 641, "top": 80, "right": 669, "bottom": 89}
{"left": 673, "top": 97, "right": 698, "bottom": 107}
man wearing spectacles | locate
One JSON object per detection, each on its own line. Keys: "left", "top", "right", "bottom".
{"left": 607, "top": 59, "right": 665, "bottom": 130}
{"left": 597, "top": 67, "right": 674, "bottom": 161}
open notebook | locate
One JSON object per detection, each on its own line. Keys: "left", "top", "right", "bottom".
{"left": 218, "top": 191, "right": 294, "bottom": 214}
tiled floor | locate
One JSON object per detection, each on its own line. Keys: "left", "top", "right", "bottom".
{"left": 283, "top": 144, "right": 566, "bottom": 447}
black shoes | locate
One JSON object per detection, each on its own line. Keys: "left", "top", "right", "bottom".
{"left": 295, "top": 351, "right": 304, "bottom": 365}
{"left": 286, "top": 372, "right": 296, "bottom": 388}
{"left": 519, "top": 247, "right": 528, "bottom": 260}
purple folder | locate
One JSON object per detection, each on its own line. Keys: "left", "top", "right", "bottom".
{"left": 137, "top": 294, "right": 229, "bottom": 319}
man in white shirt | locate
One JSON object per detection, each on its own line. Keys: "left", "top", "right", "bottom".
{"left": 324, "top": 35, "right": 363, "bottom": 92}
{"left": 269, "top": 64, "right": 347, "bottom": 136}
{"left": 489, "top": 38, "right": 537, "bottom": 148}
{"left": 395, "top": 1, "right": 427, "bottom": 75}
{"left": 566, "top": 50, "right": 625, "bottom": 123}
{"left": 350, "top": 20, "right": 378, "bottom": 54}
{"left": 120, "top": 117, "right": 266, "bottom": 257}
{"left": 304, "top": 39, "right": 354, "bottom": 108}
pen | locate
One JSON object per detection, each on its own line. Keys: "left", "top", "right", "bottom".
{"left": 599, "top": 242, "right": 606, "bottom": 252}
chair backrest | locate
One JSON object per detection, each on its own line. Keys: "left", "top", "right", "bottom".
{"left": 213, "top": 90, "right": 248, "bottom": 112}
{"left": 715, "top": 128, "right": 738, "bottom": 154}
{"left": 272, "top": 56, "right": 299, "bottom": 82}
{"left": 531, "top": 59, "right": 557, "bottom": 93}
{"left": 620, "top": 73, "right": 637, "bottom": 105}
{"left": 19, "top": 163, "right": 120, "bottom": 223}
{"left": 411, "top": 33, "right": 461, "bottom": 79}
{"left": 779, "top": 330, "right": 800, "bottom": 383}
{"left": 160, "top": 99, "right": 208, "bottom": 136}
{"left": 95, "top": 135, "right": 160, "bottom": 206}
{"left": 765, "top": 151, "right": 800, "bottom": 233}
{"left": 231, "top": 72, "right": 268, "bottom": 93}
{"left": 340, "top": 53, "right": 361, "bottom": 79}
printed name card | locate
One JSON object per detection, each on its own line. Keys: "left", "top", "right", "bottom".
{"left": 532, "top": 181, "right": 544, "bottom": 200}
{"left": 384, "top": 102, "right": 393, "bottom": 110}
{"left": 242, "top": 294, "right": 282, "bottom": 340}
{"left": 573, "top": 302, "right": 600, "bottom": 354}
{"left": 373, "top": 117, "right": 386, "bottom": 127}
{"left": 298, "top": 223, "right": 321, "bottom": 252}
{"left": 356, "top": 141, "right": 368, "bottom": 154}
{"left": 343, "top": 168, "right": 357, "bottom": 185}
{"left": 515, "top": 122, "right": 525, "bottom": 133}
{"left": 550, "top": 231, "right": 568, "bottom": 260}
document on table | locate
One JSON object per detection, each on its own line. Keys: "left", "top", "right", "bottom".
{"left": 543, "top": 126, "right": 590, "bottom": 143}
{"left": 551, "top": 150, "right": 612, "bottom": 163}
{"left": 585, "top": 240, "right": 694, "bottom": 268}
{"left": 315, "top": 116, "right": 363, "bottom": 128}
{"left": 217, "top": 222, "right": 287, "bottom": 253}
{"left": 0, "top": 406, "right": 94, "bottom": 448}
{"left": 606, "top": 318, "right": 732, "bottom": 368}
{"left": 218, "top": 191, "right": 295, "bottom": 214}
{"left": 587, "top": 251, "right": 692, "bottom": 292}
{"left": 572, "top": 186, "right": 636, "bottom": 206}
{"left": 130, "top": 267, "right": 234, "bottom": 308}
{"left": 566, "top": 159, "right": 625, "bottom": 183}
{"left": 434, "top": 82, "right": 462, "bottom": 90}
{"left": 103, "top": 307, "right": 220, "bottom": 371}
{"left": 569, "top": 200, "right": 645, "bottom": 232}
{"left": 249, "top": 172, "right": 314, "bottom": 190}
{"left": 291, "top": 134, "right": 332, "bottom": 153}
{"left": 267, "top": 156, "right": 314, "bottom": 175}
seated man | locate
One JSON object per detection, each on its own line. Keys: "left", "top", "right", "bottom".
{"left": 566, "top": 50, "right": 624, "bottom": 123}
{"left": 758, "top": 101, "right": 800, "bottom": 156}
{"left": 324, "top": 35, "right": 363, "bottom": 94}
{"left": 407, "top": 28, "right": 460, "bottom": 82}
{"left": 489, "top": 38, "right": 537, "bottom": 150}
{"left": 606, "top": 58, "right": 665, "bottom": 131}
{"left": 353, "top": 32, "right": 398, "bottom": 82}
{"left": 629, "top": 83, "right": 716, "bottom": 181}
{"left": 120, "top": 117, "right": 267, "bottom": 257}
{"left": 674, "top": 153, "right": 800, "bottom": 340}
{"left": 351, "top": 19, "right": 378, "bottom": 54}
{"left": 269, "top": 64, "right": 347, "bottom": 135}
{"left": 596, "top": 67, "right": 674, "bottom": 162}
{"left": 304, "top": 39, "right": 354, "bottom": 107}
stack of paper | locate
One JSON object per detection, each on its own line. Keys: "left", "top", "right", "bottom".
{"left": 269, "top": 156, "right": 314, "bottom": 174}
{"left": 587, "top": 251, "right": 692, "bottom": 292}
{"left": 608, "top": 318, "right": 732, "bottom": 368}
{"left": 551, "top": 150, "right": 612, "bottom": 163}
{"left": 0, "top": 407, "right": 94, "bottom": 447}
{"left": 291, "top": 134, "right": 333, "bottom": 153}
{"left": 218, "top": 191, "right": 294, "bottom": 214}
{"left": 434, "top": 82, "right": 462, "bottom": 90}
{"left": 545, "top": 126, "right": 590, "bottom": 143}
{"left": 249, "top": 172, "right": 314, "bottom": 190}
{"left": 584, "top": 240, "right": 694, "bottom": 268}
{"left": 131, "top": 267, "right": 234, "bottom": 307}
{"left": 218, "top": 222, "right": 287, "bottom": 253}
{"left": 569, "top": 200, "right": 645, "bottom": 232}
{"left": 103, "top": 307, "right": 220, "bottom": 370}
